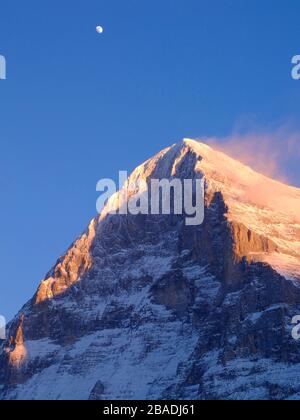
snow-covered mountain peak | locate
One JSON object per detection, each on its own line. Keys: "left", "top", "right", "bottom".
{"left": 44, "top": 139, "right": 300, "bottom": 301}
{"left": 2, "top": 138, "right": 300, "bottom": 400}
{"left": 101, "top": 138, "right": 300, "bottom": 279}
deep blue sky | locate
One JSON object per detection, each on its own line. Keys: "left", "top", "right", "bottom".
{"left": 1, "top": 0, "right": 300, "bottom": 320}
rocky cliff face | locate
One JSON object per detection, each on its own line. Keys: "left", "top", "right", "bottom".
{"left": 1, "top": 139, "right": 300, "bottom": 400}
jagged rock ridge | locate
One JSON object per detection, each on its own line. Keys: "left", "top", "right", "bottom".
{"left": 1, "top": 139, "right": 300, "bottom": 400}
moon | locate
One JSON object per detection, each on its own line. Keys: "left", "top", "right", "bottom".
{"left": 96, "top": 26, "right": 104, "bottom": 34}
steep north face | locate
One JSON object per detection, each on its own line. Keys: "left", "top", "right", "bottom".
{"left": 1, "top": 139, "right": 300, "bottom": 400}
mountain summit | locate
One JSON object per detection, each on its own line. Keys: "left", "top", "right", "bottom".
{"left": 1, "top": 139, "right": 300, "bottom": 400}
